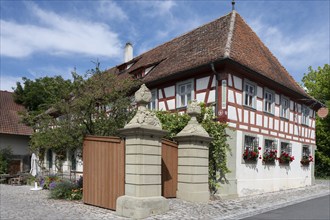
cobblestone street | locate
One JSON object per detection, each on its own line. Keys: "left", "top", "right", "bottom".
{"left": 1, "top": 180, "right": 329, "bottom": 220}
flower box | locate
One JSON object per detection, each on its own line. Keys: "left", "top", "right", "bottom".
{"left": 278, "top": 151, "right": 294, "bottom": 165}
{"left": 243, "top": 147, "right": 261, "bottom": 163}
{"left": 300, "top": 155, "right": 313, "bottom": 166}
{"left": 262, "top": 149, "right": 277, "bottom": 164}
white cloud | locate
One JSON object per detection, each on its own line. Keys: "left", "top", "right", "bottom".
{"left": 249, "top": 18, "right": 329, "bottom": 79}
{"left": 136, "top": 0, "right": 176, "bottom": 17}
{"left": 0, "top": 3, "right": 122, "bottom": 58}
{"left": 98, "top": 0, "right": 128, "bottom": 21}
{"left": 0, "top": 75, "right": 23, "bottom": 92}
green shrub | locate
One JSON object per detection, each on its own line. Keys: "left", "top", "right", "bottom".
{"left": 0, "top": 146, "right": 13, "bottom": 174}
{"left": 49, "top": 180, "right": 83, "bottom": 200}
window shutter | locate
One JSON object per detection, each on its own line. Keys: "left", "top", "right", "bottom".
{"left": 273, "top": 140, "right": 278, "bottom": 151}
{"left": 254, "top": 137, "right": 259, "bottom": 148}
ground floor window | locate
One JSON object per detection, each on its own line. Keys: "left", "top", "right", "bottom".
{"left": 279, "top": 142, "right": 294, "bottom": 165}
{"left": 242, "top": 135, "right": 260, "bottom": 162}
{"left": 262, "top": 139, "right": 277, "bottom": 164}
{"left": 301, "top": 145, "right": 313, "bottom": 166}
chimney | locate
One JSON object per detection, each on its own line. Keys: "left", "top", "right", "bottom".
{"left": 124, "top": 42, "right": 133, "bottom": 62}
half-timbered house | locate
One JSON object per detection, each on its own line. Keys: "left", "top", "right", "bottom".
{"left": 104, "top": 10, "right": 321, "bottom": 197}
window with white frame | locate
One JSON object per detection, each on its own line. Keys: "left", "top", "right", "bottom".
{"left": 279, "top": 142, "right": 294, "bottom": 165}
{"left": 148, "top": 89, "right": 158, "bottom": 110}
{"left": 242, "top": 135, "right": 259, "bottom": 162}
{"left": 280, "top": 96, "right": 289, "bottom": 119}
{"left": 177, "top": 80, "right": 193, "bottom": 108}
{"left": 263, "top": 139, "right": 277, "bottom": 163}
{"left": 264, "top": 89, "right": 274, "bottom": 114}
{"left": 244, "top": 81, "right": 256, "bottom": 108}
{"left": 280, "top": 142, "right": 292, "bottom": 155}
{"left": 302, "top": 105, "right": 310, "bottom": 126}
{"left": 302, "top": 145, "right": 310, "bottom": 157}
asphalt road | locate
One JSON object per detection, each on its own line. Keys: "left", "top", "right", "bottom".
{"left": 242, "top": 195, "right": 330, "bottom": 220}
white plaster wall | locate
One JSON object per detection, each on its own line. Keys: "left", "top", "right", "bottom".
{"left": 208, "top": 90, "right": 215, "bottom": 103}
{"left": 264, "top": 116, "right": 268, "bottom": 128}
{"left": 159, "top": 101, "right": 166, "bottom": 110}
{"left": 269, "top": 118, "right": 273, "bottom": 129}
{"left": 237, "top": 108, "right": 242, "bottom": 122}
{"left": 235, "top": 92, "right": 242, "bottom": 105}
{"left": 275, "top": 94, "right": 280, "bottom": 105}
{"left": 196, "top": 76, "right": 209, "bottom": 90}
{"left": 257, "top": 86, "right": 263, "bottom": 98}
{"left": 228, "top": 89, "right": 235, "bottom": 103}
{"left": 196, "top": 92, "right": 206, "bottom": 103}
{"left": 244, "top": 110, "right": 249, "bottom": 123}
{"left": 211, "top": 76, "right": 216, "bottom": 87}
{"left": 228, "top": 74, "right": 232, "bottom": 87}
{"left": 228, "top": 106, "right": 237, "bottom": 121}
{"left": 167, "top": 99, "right": 175, "bottom": 110}
{"left": 256, "top": 114, "right": 262, "bottom": 126}
{"left": 228, "top": 132, "right": 314, "bottom": 197}
{"left": 275, "top": 106, "right": 280, "bottom": 117}
{"left": 158, "top": 89, "right": 163, "bottom": 99}
{"left": 250, "top": 112, "right": 255, "bottom": 125}
{"left": 164, "top": 86, "right": 175, "bottom": 97}
{"left": 256, "top": 100, "right": 262, "bottom": 111}
{"left": 233, "top": 76, "right": 242, "bottom": 90}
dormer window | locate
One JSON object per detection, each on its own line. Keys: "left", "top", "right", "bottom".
{"left": 126, "top": 63, "right": 134, "bottom": 70}
{"left": 144, "top": 66, "right": 154, "bottom": 75}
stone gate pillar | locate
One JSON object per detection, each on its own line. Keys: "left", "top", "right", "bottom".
{"left": 174, "top": 100, "right": 212, "bottom": 202}
{"left": 116, "top": 84, "right": 169, "bottom": 219}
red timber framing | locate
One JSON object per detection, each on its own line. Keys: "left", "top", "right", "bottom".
{"left": 223, "top": 63, "right": 316, "bottom": 145}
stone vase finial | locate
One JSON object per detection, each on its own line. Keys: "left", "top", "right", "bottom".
{"left": 176, "top": 100, "right": 210, "bottom": 137}
{"left": 125, "top": 84, "right": 162, "bottom": 128}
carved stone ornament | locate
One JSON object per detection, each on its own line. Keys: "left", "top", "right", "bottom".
{"left": 125, "top": 84, "right": 162, "bottom": 128}
{"left": 177, "top": 100, "right": 210, "bottom": 137}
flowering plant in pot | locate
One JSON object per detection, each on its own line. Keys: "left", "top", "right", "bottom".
{"left": 300, "top": 155, "right": 313, "bottom": 166}
{"left": 262, "top": 149, "right": 277, "bottom": 164}
{"left": 277, "top": 151, "right": 294, "bottom": 165}
{"left": 243, "top": 146, "right": 261, "bottom": 162}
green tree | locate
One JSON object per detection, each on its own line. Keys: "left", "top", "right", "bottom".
{"left": 302, "top": 64, "right": 330, "bottom": 177}
{"left": 28, "top": 64, "right": 139, "bottom": 168}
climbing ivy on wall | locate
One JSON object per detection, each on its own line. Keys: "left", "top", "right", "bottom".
{"left": 156, "top": 103, "right": 230, "bottom": 194}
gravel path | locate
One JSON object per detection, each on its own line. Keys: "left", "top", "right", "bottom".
{"left": 1, "top": 180, "right": 329, "bottom": 220}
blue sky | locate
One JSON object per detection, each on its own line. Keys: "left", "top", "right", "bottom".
{"left": 1, "top": 0, "right": 329, "bottom": 92}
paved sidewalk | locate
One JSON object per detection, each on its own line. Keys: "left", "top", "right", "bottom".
{"left": 1, "top": 180, "right": 329, "bottom": 220}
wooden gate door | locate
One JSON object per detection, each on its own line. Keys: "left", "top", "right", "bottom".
{"left": 83, "top": 136, "right": 125, "bottom": 210}
{"left": 161, "top": 139, "right": 178, "bottom": 198}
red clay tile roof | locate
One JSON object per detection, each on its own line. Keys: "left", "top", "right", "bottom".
{"left": 0, "top": 91, "right": 33, "bottom": 136}
{"left": 107, "top": 11, "right": 308, "bottom": 98}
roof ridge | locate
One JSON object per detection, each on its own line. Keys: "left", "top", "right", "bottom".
{"left": 224, "top": 10, "right": 237, "bottom": 58}
{"left": 133, "top": 12, "right": 234, "bottom": 60}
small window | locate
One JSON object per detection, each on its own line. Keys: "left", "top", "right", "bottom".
{"left": 242, "top": 135, "right": 260, "bottom": 162}
{"left": 279, "top": 142, "right": 294, "bottom": 164}
{"left": 280, "top": 96, "right": 289, "bottom": 119}
{"left": 148, "top": 89, "right": 158, "bottom": 110}
{"left": 301, "top": 145, "right": 313, "bottom": 166}
{"left": 177, "top": 80, "right": 194, "bottom": 108}
{"left": 264, "top": 89, "right": 274, "bottom": 114}
{"left": 302, "top": 105, "right": 310, "bottom": 126}
{"left": 244, "top": 81, "right": 256, "bottom": 108}
{"left": 263, "top": 139, "right": 277, "bottom": 163}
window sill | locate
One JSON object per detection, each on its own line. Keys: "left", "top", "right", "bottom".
{"left": 280, "top": 117, "right": 289, "bottom": 121}
{"left": 243, "top": 105, "right": 256, "bottom": 111}
{"left": 263, "top": 111, "right": 274, "bottom": 117}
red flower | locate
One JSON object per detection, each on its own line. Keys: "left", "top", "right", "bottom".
{"left": 258, "top": 147, "right": 261, "bottom": 150}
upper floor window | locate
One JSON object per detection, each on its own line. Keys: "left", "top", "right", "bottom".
{"left": 147, "top": 89, "right": 158, "bottom": 110}
{"left": 244, "top": 81, "right": 256, "bottom": 108}
{"left": 177, "top": 80, "right": 193, "bottom": 108}
{"left": 264, "top": 89, "right": 274, "bottom": 114}
{"left": 302, "top": 105, "right": 310, "bottom": 126}
{"left": 280, "top": 96, "right": 289, "bottom": 119}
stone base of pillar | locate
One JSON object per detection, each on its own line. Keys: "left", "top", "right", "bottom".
{"left": 116, "top": 195, "right": 169, "bottom": 219}
{"left": 177, "top": 190, "right": 209, "bottom": 202}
